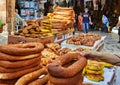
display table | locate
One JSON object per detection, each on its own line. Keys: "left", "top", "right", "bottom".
{"left": 61, "top": 36, "right": 106, "bottom": 51}
{"left": 84, "top": 67, "right": 117, "bottom": 85}
{"left": 116, "top": 67, "right": 120, "bottom": 85}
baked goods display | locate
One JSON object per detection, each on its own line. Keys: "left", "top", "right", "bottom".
{"left": 40, "top": 42, "right": 92, "bottom": 66}
{"left": 74, "top": 48, "right": 91, "bottom": 52}
{"left": 0, "top": 43, "right": 44, "bottom": 56}
{"left": 0, "top": 43, "right": 43, "bottom": 84}
{"left": 40, "top": 43, "right": 61, "bottom": 66}
{"left": 41, "top": 43, "right": 73, "bottom": 66}
{"left": 47, "top": 6, "right": 74, "bottom": 32}
{"left": 67, "top": 33, "right": 101, "bottom": 46}
{"left": 41, "top": 48, "right": 59, "bottom": 66}
{"left": 46, "top": 43, "right": 61, "bottom": 53}
{"left": 83, "top": 60, "right": 113, "bottom": 82}
{"left": 14, "top": 6, "right": 75, "bottom": 41}
{"left": 15, "top": 23, "right": 53, "bottom": 38}
{"left": 57, "top": 47, "right": 72, "bottom": 56}
{"left": 0, "top": 41, "right": 114, "bottom": 84}
{"left": 48, "top": 52, "right": 87, "bottom": 85}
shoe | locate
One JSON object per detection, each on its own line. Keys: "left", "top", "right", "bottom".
{"left": 118, "top": 41, "right": 120, "bottom": 43}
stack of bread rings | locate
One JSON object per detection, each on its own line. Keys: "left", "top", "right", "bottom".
{"left": 15, "top": 67, "right": 53, "bottom": 85}
{"left": 47, "top": 52, "right": 87, "bottom": 85}
{"left": 0, "top": 42, "right": 44, "bottom": 85}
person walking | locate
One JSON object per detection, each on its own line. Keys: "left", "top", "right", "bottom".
{"left": 82, "top": 8, "right": 92, "bottom": 33}
{"left": 101, "top": 11, "right": 109, "bottom": 33}
{"left": 115, "top": 16, "right": 120, "bottom": 43}
{"left": 77, "top": 12, "right": 83, "bottom": 31}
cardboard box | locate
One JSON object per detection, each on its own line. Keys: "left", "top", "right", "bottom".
{"left": 8, "top": 35, "right": 54, "bottom": 45}
{"left": 64, "top": 32, "right": 73, "bottom": 39}
{"left": 54, "top": 33, "right": 64, "bottom": 43}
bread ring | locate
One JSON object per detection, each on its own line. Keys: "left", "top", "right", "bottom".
{"left": 0, "top": 57, "right": 40, "bottom": 68}
{"left": 86, "top": 74, "right": 104, "bottom": 82}
{"left": 15, "top": 68, "right": 47, "bottom": 85}
{"left": 0, "top": 43, "right": 44, "bottom": 56}
{"left": 28, "top": 74, "right": 49, "bottom": 85}
{"left": 0, "top": 79, "right": 18, "bottom": 85}
{"left": 49, "top": 71, "right": 83, "bottom": 85}
{"left": 0, "top": 61, "right": 40, "bottom": 73}
{"left": 0, "top": 52, "right": 40, "bottom": 61}
{"left": 48, "top": 52, "right": 87, "bottom": 78}
{"left": 0, "top": 65, "right": 41, "bottom": 79}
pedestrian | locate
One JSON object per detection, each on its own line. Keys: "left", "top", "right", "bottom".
{"left": 101, "top": 11, "right": 109, "bottom": 33}
{"left": 82, "top": 8, "right": 92, "bottom": 33}
{"left": 82, "top": 51, "right": 120, "bottom": 66}
{"left": 73, "top": 13, "right": 78, "bottom": 35}
{"left": 77, "top": 12, "right": 83, "bottom": 31}
{"left": 89, "top": 11, "right": 95, "bottom": 31}
{"left": 115, "top": 16, "right": 120, "bottom": 43}
{"left": 44, "top": 0, "right": 52, "bottom": 16}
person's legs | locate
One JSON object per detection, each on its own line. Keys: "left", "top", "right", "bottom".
{"left": 73, "top": 23, "right": 77, "bottom": 35}
{"left": 101, "top": 24, "right": 104, "bottom": 32}
{"left": 83, "top": 23, "right": 86, "bottom": 33}
{"left": 86, "top": 23, "right": 89, "bottom": 33}
{"left": 118, "top": 27, "right": 120, "bottom": 43}
{"left": 105, "top": 23, "right": 108, "bottom": 33}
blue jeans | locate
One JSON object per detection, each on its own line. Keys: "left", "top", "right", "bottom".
{"left": 83, "top": 22, "right": 89, "bottom": 33}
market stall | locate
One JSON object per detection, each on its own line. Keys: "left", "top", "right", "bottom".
{"left": 0, "top": 0, "right": 120, "bottom": 84}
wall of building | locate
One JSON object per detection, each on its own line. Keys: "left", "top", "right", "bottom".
{"left": 0, "top": 0, "right": 6, "bottom": 23}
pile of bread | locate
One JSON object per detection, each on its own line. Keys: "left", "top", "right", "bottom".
{"left": 67, "top": 33, "right": 101, "bottom": 46}
{"left": 15, "top": 19, "right": 53, "bottom": 38}
{"left": 40, "top": 43, "right": 92, "bottom": 66}
{"left": 47, "top": 7, "right": 75, "bottom": 32}
{"left": 41, "top": 43, "right": 72, "bottom": 66}
{"left": 0, "top": 42, "right": 90, "bottom": 85}
{"left": 0, "top": 43, "right": 44, "bottom": 84}
{"left": 83, "top": 60, "right": 113, "bottom": 82}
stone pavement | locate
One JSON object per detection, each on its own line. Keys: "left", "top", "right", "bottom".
{"left": 93, "top": 31, "right": 119, "bottom": 54}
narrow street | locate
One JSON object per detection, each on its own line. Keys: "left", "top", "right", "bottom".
{"left": 76, "top": 30, "right": 120, "bottom": 54}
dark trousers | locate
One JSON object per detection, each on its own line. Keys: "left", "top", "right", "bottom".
{"left": 118, "top": 27, "right": 120, "bottom": 41}
{"left": 101, "top": 24, "right": 108, "bottom": 33}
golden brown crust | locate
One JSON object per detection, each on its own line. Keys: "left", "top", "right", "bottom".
{"left": 0, "top": 52, "right": 40, "bottom": 61}
{"left": 15, "top": 68, "right": 47, "bottom": 85}
{"left": 48, "top": 52, "right": 87, "bottom": 78}
{"left": 0, "top": 65, "right": 41, "bottom": 79}
{"left": 0, "top": 57, "right": 40, "bottom": 68}
{"left": 0, "top": 43, "right": 44, "bottom": 56}
{"left": 86, "top": 74, "right": 104, "bottom": 82}
{"left": 46, "top": 43, "right": 61, "bottom": 52}
{"left": 28, "top": 74, "right": 49, "bottom": 85}
{"left": 49, "top": 71, "right": 83, "bottom": 85}
{"left": 57, "top": 48, "right": 72, "bottom": 56}
{"left": 0, "top": 79, "right": 18, "bottom": 85}
{"left": 0, "top": 61, "right": 40, "bottom": 73}
{"left": 67, "top": 34, "right": 101, "bottom": 46}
